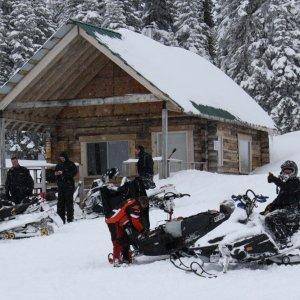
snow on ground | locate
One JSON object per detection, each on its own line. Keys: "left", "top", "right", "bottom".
{"left": 254, "top": 130, "right": 300, "bottom": 174}
{"left": 0, "top": 132, "right": 300, "bottom": 300}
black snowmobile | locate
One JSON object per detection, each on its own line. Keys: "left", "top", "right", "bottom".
{"left": 172, "top": 189, "right": 300, "bottom": 277}
{"left": 125, "top": 192, "right": 235, "bottom": 276}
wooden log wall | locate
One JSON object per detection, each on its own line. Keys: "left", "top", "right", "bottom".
{"left": 206, "top": 122, "right": 270, "bottom": 174}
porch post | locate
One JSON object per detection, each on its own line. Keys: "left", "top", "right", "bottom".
{"left": 160, "top": 101, "right": 169, "bottom": 179}
{"left": 0, "top": 111, "right": 6, "bottom": 186}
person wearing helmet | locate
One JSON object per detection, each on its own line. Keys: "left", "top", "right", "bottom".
{"left": 261, "top": 160, "right": 300, "bottom": 248}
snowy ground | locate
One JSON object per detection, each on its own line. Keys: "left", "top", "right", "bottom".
{"left": 0, "top": 131, "right": 300, "bottom": 300}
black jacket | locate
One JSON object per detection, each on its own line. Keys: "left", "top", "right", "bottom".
{"left": 55, "top": 159, "right": 77, "bottom": 189}
{"left": 267, "top": 175, "right": 300, "bottom": 211}
{"left": 136, "top": 150, "right": 154, "bottom": 178}
{"left": 5, "top": 166, "right": 34, "bottom": 202}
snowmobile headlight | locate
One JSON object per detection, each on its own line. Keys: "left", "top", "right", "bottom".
{"left": 220, "top": 200, "right": 235, "bottom": 215}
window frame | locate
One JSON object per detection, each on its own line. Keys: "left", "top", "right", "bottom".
{"left": 151, "top": 130, "right": 194, "bottom": 163}
{"left": 79, "top": 134, "right": 136, "bottom": 178}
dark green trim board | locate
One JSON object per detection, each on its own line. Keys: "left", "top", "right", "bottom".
{"left": 72, "top": 20, "right": 122, "bottom": 40}
{"left": 191, "top": 101, "right": 237, "bottom": 121}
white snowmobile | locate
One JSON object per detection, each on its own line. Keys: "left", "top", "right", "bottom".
{"left": 78, "top": 168, "right": 178, "bottom": 219}
{"left": 171, "top": 189, "right": 300, "bottom": 277}
{"left": 0, "top": 195, "right": 63, "bottom": 240}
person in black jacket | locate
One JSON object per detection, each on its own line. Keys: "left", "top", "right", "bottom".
{"left": 5, "top": 156, "right": 34, "bottom": 204}
{"left": 135, "top": 145, "right": 155, "bottom": 189}
{"left": 55, "top": 152, "right": 77, "bottom": 223}
{"left": 262, "top": 160, "right": 300, "bottom": 248}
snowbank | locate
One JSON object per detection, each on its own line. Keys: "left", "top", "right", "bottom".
{"left": 1, "top": 131, "right": 299, "bottom": 299}
{"left": 254, "top": 130, "right": 300, "bottom": 174}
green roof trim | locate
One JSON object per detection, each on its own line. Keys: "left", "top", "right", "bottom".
{"left": 191, "top": 101, "right": 237, "bottom": 121}
{"left": 71, "top": 20, "right": 122, "bottom": 40}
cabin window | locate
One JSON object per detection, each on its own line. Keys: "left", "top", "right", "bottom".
{"left": 86, "top": 141, "right": 129, "bottom": 176}
{"left": 238, "top": 134, "right": 252, "bottom": 174}
{"left": 156, "top": 132, "right": 188, "bottom": 161}
{"left": 154, "top": 131, "right": 192, "bottom": 172}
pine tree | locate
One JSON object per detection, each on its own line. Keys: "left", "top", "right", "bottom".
{"left": 259, "top": 0, "right": 300, "bottom": 132}
{"left": 0, "top": 1, "right": 13, "bottom": 85}
{"left": 216, "top": 0, "right": 300, "bottom": 133}
{"left": 142, "top": 0, "right": 177, "bottom": 46}
{"left": 32, "top": 0, "right": 56, "bottom": 47}
{"left": 203, "top": 0, "right": 217, "bottom": 62}
{"left": 63, "top": 0, "right": 105, "bottom": 26}
{"left": 6, "top": 131, "right": 45, "bottom": 160}
{"left": 123, "top": 0, "right": 143, "bottom": 32}
{"left": 6, "top": 0, "right": 37, "bottom": 72}
{"left": 174, "top": 0, "right": 210, "bottom": 59}
{"left": 102, "top": 0, "right": 126, "bottom": 29}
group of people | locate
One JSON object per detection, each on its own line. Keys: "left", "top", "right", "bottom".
{"left": 3, "top": 145, "right": 154, "bottom": 225}
{"left": 4, "top": 152, "right": 77, "bottom": 223}
{"left": 3, "top": 146, "right": 300, "bottom": 262}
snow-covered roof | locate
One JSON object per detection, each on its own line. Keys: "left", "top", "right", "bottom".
{"left": 78, "top": 22, "right": 275, "bottom": 129}
{"left": 0, "top": 20, "right": 275, "bottom": 130}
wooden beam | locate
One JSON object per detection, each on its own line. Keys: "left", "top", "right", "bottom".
{"left": 0, "top": 26, "right": 78, "bottom": 110}
{"left": 30, "top": 38, "right": 91, "bottom": 101}
{"left": 79, "top": 27, "right": 182, "bottom": 112}
{"left": 8, "top": 94, "right": 158, "bottom": 109}
{"left": 0, "top": 112, "right": 6, "bottom": 185}
{"left": 46, "top": 49, "right": 101, "bottom": 100}
{"left": 160, "top": 102, "right": 169, "bottom": 179}
{"left": 18, "top": 36, "right": 83, "bottom": 102}
{"left": 59, "top": 56, "right": 108, "bottom": 100}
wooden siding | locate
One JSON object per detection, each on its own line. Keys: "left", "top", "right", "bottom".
{"left": 76, "top": 60, "right": 150, "bottom": 99}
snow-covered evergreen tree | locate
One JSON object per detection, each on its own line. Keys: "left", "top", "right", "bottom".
{"left": 174, "top": 0, "right": 210, "bottom": 59}
{"left": 123, "top": 0, "right": 143, "bottom": 32}
{"left": 102, "top": 0, "right": 126, "bottom": 29}
{"left": 6, "top": 0, "right": 37, "bottom": 72}
{"left": 258, "top": 0, "right": 300, "bottom": 133}
{"left": 63, "top": 0, "right": 105, "bottom": 26}
{"left": 6, "top": 131, "right": 45, "bottom": 160}
{"left": 203, "top": 0, "right": 217, "bottom": 62}
{"left": 0, "top": 2, "right": 11, "bottom": 85}
{"left": 31, "top": 0, "right": 56, "bottom": 46}
{"left": 142, "top": 0, "right": 177, "bottom": 46}
{"left": 216, "top": 0, "right": 300, "bottom": 133}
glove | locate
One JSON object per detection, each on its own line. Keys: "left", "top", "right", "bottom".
{"left": 267, "top": 172, "right": 276, "bottom": 183}
{"left": 260, "top": 204, "right": 272, "bottom": 216}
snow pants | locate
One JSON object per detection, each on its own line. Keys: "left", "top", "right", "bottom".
{"left": 265, "top": 207, "right": 300, "bottom": 243}
{"left": 57, "top": 186, "right": 74, "bottom": 223}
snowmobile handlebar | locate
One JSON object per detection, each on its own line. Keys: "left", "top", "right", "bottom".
{"left": 231, "top": 189, "right": 268, "bottom": 203}
{"left": 231, "top": 189, "right": 268, "bottom": 218}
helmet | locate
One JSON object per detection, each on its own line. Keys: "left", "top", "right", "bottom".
{"left": 279, "top": 160, "right": 298, "bottom": 182}
{"left": 219, "top": 199, "right": 235, "bottom": 215}
{"left": 106, "top": 168, "right": 119, "bottom": 180}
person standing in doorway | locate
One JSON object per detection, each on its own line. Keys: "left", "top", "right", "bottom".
{"left": 55, "top": 152, "right": 77, "bottom": 223}
{"left": 135, "top": 145, "right": 155, "bottom": 189}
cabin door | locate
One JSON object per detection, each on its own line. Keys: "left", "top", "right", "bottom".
{"left": 238, "top": 134, "right": 252, "bottom": 174}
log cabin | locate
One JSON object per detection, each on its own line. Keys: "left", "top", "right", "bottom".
{"left": 0, "top": 20, "right": 275, "bottom": 186}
